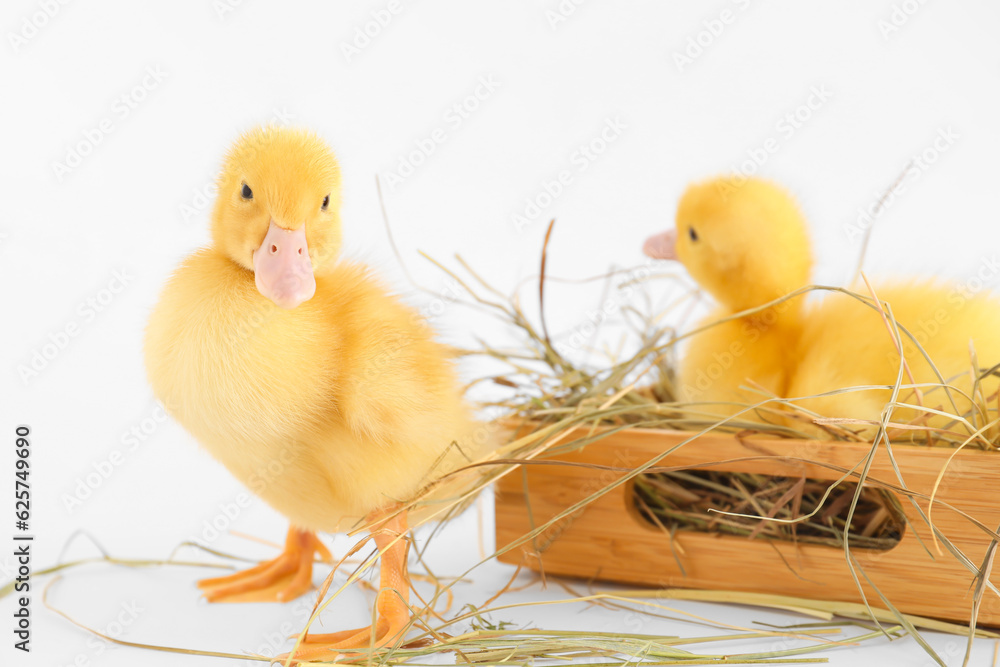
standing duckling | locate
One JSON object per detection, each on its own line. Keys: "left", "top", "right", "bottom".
{"left": 145, "top": 126, "right": 482, "bottom": 660}
{"left": 643, "top": 176, "right": 1000, "bottom": 434}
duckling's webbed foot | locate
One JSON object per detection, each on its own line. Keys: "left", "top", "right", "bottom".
{"left": 279, "top": 512, "right": 412, "bottom": 664}
{"left": 198, "top": 526, "right": 332, "bottom": 603}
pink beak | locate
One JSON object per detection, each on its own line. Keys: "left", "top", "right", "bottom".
{"left": 642, "top": 229, "right": 678, "bottom": 260}
{"left": 252, "top": 220, "right": 316, "bottom": 309}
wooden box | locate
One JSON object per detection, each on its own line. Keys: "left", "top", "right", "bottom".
{"left": 495, "top": 424, "right": 1000, "bottom": 625}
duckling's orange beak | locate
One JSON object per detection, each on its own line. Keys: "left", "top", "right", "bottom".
{"left": 643, "top": 229, "right": 677, "bottom": 260}
{"left": 253, "top": 220, "right": 316, "bottom": 309}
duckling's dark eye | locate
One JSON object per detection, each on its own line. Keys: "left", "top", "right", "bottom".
{"left": 241, "top": 183, "right": 253, "bottom": 200}
{"left": 321, "top": 194, "right": 330, "bottom": 211}
{"left": 688, "top": 227, "right": 698, "bottom": 242}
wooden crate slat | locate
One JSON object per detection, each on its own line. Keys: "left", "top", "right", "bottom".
{"left": 495, "top": 425, "right": 1000, "bottom": 625}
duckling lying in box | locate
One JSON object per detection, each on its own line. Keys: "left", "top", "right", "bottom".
{"left": 643, "top": 176, "right": 1000, "bottom": 435}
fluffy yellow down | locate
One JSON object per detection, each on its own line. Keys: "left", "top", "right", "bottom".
{"left": 670, "top": 176, "right": 1000, "bottom": 435}
{"left": 145, "top": 126, "right": 486, "bottom": 531}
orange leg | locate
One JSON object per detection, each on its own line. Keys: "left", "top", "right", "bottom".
{"left": 280, "top": 511, "right": 412, "bottom": 664}
{"left": 198, "top": 526, "right": 332, "bottom": 603}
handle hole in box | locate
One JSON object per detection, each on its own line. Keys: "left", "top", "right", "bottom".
{"left": 630, "top": 469, "right": 905, "bottom": 551}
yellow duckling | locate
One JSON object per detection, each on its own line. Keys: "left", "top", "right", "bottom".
{"left": 145, "top": 126, "right": 482, "bottom": 661}
{"left": 643, "top": 176, "right": 1000, "bottom": 435}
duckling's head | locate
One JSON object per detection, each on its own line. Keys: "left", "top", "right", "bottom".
{"left": 644, "top": 176, "right": 813, "bottom": 312}
{"left": 211, "top": 126, "right": 342, "bottom": 309}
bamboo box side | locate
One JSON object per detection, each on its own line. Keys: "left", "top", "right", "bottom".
{"left": 495, "top": 424, "right": 1000, "bottom": 625}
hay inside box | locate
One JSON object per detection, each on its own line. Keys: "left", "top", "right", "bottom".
{"left": 494, "top": 421, "right": 1000, "bottom": 626}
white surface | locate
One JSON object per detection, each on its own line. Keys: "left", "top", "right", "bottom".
{"left": 3, "top": 1, "right": 1000, "bottom": 665}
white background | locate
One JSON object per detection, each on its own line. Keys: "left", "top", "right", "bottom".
{"left": 3, "top": 0, "right": 1000, "bottom": 665}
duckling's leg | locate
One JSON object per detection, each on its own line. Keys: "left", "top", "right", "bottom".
{"left": 280, "top": 510, "right": 412, "bottom": 664}
{"left": 197, "top": 526, "right": 332, "bottom": 603}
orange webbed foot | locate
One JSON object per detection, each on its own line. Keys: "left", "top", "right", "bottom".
{"left": 277, "top": 606, "right": 411, "bottom": 664}
{"left": 277, "top": 510, "right": 413, "bottom": 665}
{"left": 198, "top": 527, "right": 332, "bottom": 603}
